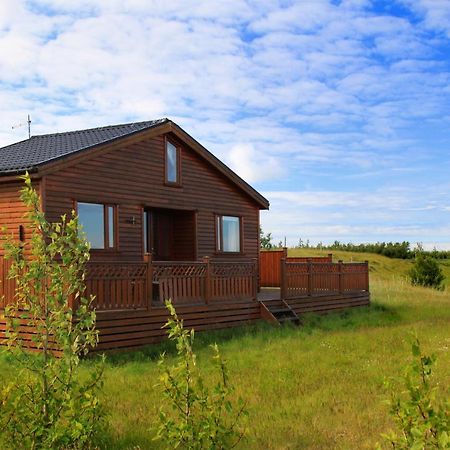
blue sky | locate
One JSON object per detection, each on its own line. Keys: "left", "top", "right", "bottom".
{"left": 0, "top": 0, "right": 449, "bottom": 249}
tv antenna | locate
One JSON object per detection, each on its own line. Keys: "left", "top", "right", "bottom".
{"left": 12, "top": 114, "right": 31, "bottom": 139}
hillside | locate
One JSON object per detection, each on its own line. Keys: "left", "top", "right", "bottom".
{"left": 1, "top": 249, "right": 449, "bottom": 448}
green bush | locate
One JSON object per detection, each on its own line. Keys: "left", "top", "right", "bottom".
{"left": 409, "top": 253, "right": 445, "bottom": 290}
{"left": 154, "top": 300, "right": 248, "bottom": 449}
{"left": 380, "top": 337, "right": 450, "bottom": 449}
{"left": 0, "top": 173, "right": 105, "bottom": 449}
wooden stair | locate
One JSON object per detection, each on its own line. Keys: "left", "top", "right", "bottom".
{"left": 259, "top": 298, "right": 301, "bottom": 326}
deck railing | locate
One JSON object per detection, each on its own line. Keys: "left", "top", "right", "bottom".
{"left": 259, "top": 248, "right": 333, "bottom": 287}
{"left": 0, "top": 256, "right": 258, "bottom": 312}
{"left": 281, "top": 259, "right": 369, "bottom": 299}
{"left": 0, "top": 256, "right": 369, "bottom": 311}
{"left": 85, "top": 261, "right": 149, "bottom": 310}
{"left": 153, "top": 258, "right": 258, "bottom": 305}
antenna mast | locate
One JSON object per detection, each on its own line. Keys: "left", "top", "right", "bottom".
{"left": 12, "top": 115, "right": 32, "bottom": 139}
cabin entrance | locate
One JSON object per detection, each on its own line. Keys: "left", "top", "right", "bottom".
{"left": 143, "top": 208, "right": 196, "bottom": 261}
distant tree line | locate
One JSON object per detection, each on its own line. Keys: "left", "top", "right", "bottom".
{"left": 316, "top": 241, "right": 450, "bottom": 260}
{"left": 259, "top": 228, "right": 450, "bottom": 260}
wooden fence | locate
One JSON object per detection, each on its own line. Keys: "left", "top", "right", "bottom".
{"left": 85, "top": 261, "right": 149, "bottom": 310}
{"left": 259, "top": 249, "right": 333, "bottom": 287}
{"left": 153, "top": 258, "right": 257, "bottom": 305}
{"left": 0, "top": 256, "right": 258, "bottom": 312}
{"left": 281, "top": 259, "right": 369, "bottom": 299}
{"left": 1, "top": 255, "right": 367, "bottom": 312}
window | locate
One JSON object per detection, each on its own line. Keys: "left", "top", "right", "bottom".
{"left": 165, "top": 139, "right": 180, "bottom": 184}
{"left": 77, "top": 202, "right": 117, "bottom": 250}
{"left": 143, "top": 210, "right": 152, "bottom": 254}
{"left": 216, "top": 215, "right": 241, "bottom": 253}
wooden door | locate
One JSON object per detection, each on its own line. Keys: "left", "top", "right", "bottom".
{"left": 153, "top": 211, "right": 174, "bottom": 261}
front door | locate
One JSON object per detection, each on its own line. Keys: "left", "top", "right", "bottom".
{"left": 143, "top": 208, "right": 196, "bottom": 261}
{"left": 144, "top": 209, "right": 174, "bottom": 260}
{"left": 153, "top": 211, "right": 173, "bottom": 260}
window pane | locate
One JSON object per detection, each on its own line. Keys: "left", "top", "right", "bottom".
{"left": 166, "top": 141, "right": 177, "bottom": 183}
{"left": 216, "top": 216, "right": 221, "bottom": 251}
{"left": 78, "top": 203, "right": 104, "bottom": 249}
{"left": 143, "top": 211, "right": 148, "bottom": 253}
{"left": 222, "top": 216, "right": 240, "bottom": 252}
{"left": 108, "top": 206, "right": 114, "bottom": 248}
{"left": 144, "top": 211, "right": 151, "bottom": 253}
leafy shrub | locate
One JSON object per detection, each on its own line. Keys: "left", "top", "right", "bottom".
{"left": 409, "top": 253, "right": 445, "bottom": 290}
{"left": 380, "top": 337, "right": 450, "bottom": 449}
{"left": 259, "top": 226, "right": 273, "bottom": 250}
{"left": 0, "top": 173, "right": 105, "bottom": 449}
{"left": 154, "top": 300, "right": 247, "bottom": 449}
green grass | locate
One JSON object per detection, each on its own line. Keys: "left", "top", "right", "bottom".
{"left": 1, "top": 251, "right": 450, "bottom": 449}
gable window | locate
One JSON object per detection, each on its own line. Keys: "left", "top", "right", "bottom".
{"left": 216, "top": 215, "right": 241, "bottom": 253}
{"left": 77, "top": 202, "right": 117, "bottom": 250}
{"left": 165, "top": 139, "right": 180, "bottom": 185}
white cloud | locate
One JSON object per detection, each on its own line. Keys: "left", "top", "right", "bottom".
{"left": 403, "top": 0, "right": 450, "bottom": 37}
{"left": 0, "top": 0, "right": 448, "bottom": 246}
{"left": 227, "top": 143, "right": 284, "bottom": 183}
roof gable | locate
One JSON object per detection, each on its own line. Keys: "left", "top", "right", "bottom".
{"left": 0, "top": 118, "right": 269, "bottom": 209}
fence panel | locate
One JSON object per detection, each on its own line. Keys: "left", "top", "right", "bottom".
{"left": 311, "top": 262, "right": 339, "bottom": 295}
{"left": 285, "top": 262, "right": 309, "bottom": 298}
{"left": 282, "top": 260, "right": 368, "bottom": 299}
{"left": 153, "top": 262, "right": 206, "bottom": 305}
{"left": 260, "top": 250, "right": 333, "bottom": 287}
{"left": 211, "top": 261, "right": 256, "bottom": 302}
{"left": 259, "top": 250, "right": 286, "bottom": 287}
{"left": 342, "top": 263, "right": 369, "bottom": 292}
{"left": 85, "top": 262, "right": 148, "bottom": 310}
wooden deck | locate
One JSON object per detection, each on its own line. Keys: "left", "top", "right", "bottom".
{"left": 0, "top": 256, "right": 370, "bottom": 351}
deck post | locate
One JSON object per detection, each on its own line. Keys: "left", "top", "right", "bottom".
{"left": 252, "top": 258, "right": 258, "bottom": 300}
{"left": 328, "top": 253, "right": 333, "bottom": 262}
{"left": 338, "top": 260, "right": 343, "bottom": 294}
{"left": 307, "top": 259, "right": 313, "bottom": 296}
{"left": 145, "top": 253, "right": 153, "bottom": 309}
{"left": 280, "top": 257, "right": 287, "bottom": 300}
{"left": 203, "top": 256, "right": 211, "bottom": 304}
{"left": 364, "top": 260, "right": 369, "bottom": 291}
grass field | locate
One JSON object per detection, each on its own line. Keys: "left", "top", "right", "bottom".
{"left": 1, "top": 250, "right": 449, "bottom": 449}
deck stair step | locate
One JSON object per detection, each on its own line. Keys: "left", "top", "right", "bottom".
{"left": 259, "top": 299, "right": 301, "bottom": 326}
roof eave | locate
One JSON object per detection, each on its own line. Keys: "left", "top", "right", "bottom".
{"left": 168, "top": 122, "right": 270, "bottom": 210}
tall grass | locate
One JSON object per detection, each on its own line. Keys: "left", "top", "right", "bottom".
{"left": 1, "top": 251, "right": 449, "bottom": 449}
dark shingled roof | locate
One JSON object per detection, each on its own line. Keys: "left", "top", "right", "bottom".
{"left": 0, "top": 118, "right": 168, "bottom": 174}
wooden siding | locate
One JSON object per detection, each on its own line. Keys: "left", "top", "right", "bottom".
{"left": 94, "top": 301, "right": 261, "bottom": 351}
{"left": 43, "top": 133, "right": 260, "bottom": 264}
{"left": 0, "top": 301, "right": 261, "bottom": 352}
{"left": 0, "top": 180, "right": 40, "bottom": 257}
{"left": 285, "top": 292, "right": 370, "bottom": 316}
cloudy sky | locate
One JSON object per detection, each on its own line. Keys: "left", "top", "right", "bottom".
{"left": 1, "top": 0, "right": 449, "bottom": 249}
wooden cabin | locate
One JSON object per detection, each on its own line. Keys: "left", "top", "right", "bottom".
{"left": 0, "top": 119, "right": 370, "bottom": 350}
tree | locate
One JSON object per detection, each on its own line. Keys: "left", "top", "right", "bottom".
{"left": 380, "top": 337, "right": 450, "bottom": 449}
{"left": 0, "top": 173, "right": 105, "bottom": 449}
{"left": 259, "top": 226, "right": 273, "bottom": 250}
{"left": 409, "top": 253, "right": 445, "bottom": 290}
{"left": 154, "top": 300, "right": 247, "bottom": 449}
